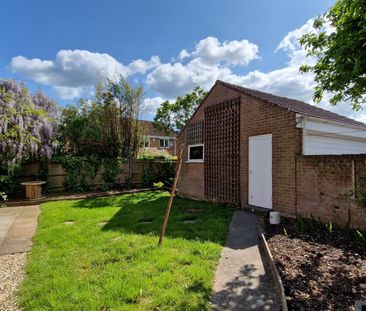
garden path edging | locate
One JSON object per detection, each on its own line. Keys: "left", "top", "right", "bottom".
{"left": 260, "top": 233, "right": 288, "bottom": 311}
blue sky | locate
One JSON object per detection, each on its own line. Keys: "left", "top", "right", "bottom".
{"left": 3, "top": 0, "right": 362, "bottom": 121}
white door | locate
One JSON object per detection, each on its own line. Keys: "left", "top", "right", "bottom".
{"left": 248, "top": 134, "right": 272, "bottom": 209}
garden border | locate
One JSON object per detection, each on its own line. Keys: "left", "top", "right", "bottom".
{"left": 260, "top": 233, "right": 288, "bottom": 311}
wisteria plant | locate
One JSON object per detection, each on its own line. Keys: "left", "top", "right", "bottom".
{"left": 0, "top": 80, "right": 58, "bottom": 175}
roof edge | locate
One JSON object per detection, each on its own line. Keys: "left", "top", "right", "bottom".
{"left": 216, "top": 80, "right": 366, "bottom": 129}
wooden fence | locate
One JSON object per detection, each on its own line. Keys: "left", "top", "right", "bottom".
{"left": 20, "top": 160, "right": 173, "bottom": 192}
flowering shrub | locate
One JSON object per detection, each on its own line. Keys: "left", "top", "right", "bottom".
{"left": 0, "top": 80, "right": 58, "bottom": 174}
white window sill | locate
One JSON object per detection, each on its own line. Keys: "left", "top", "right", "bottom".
{"left": 186, "top": 160, "right": 204, "bottom": 163}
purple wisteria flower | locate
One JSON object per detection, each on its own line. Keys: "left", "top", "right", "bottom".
{"left": 0, "top": 80, "right": 59, "bottom": 172}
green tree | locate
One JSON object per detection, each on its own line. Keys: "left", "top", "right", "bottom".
{"left": 300, "top": 0, "right": 366, "bottom": 110}
{"left": 153, "top": 86, "right": 207, "bottom": 134}
{"left": 59, "top": 77, "right": 143, "bottom": 158}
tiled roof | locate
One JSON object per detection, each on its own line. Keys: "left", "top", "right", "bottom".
{"left": 217, "top": 80, "right": 366, "bottom": 128}
{"left": 139, "top": 120, "right": 176, "bottom": 138}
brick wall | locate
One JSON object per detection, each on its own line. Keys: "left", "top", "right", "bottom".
{"left": 296, "top": 155, "right": 366, "bottom": 229}
{"left": 147, "top": 137, "right": 176, "bottom": 156}
{"left": 240, "top": 94, "right": 302, "bottom": 214}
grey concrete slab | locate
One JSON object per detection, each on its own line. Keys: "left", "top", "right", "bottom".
{"left": 212, "top": 211, "right": 280, "bottom": 311}
{"left": 0, "top": 205, "right": 40, "bottom": 255}
{"left": 0, "top": 216, "right": 16, "bottom": 245}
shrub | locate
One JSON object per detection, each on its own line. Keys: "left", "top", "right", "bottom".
{"left": 54, "top": 155, "right": 101, "bottom": 192}
{"left": 102, "top": 158, "right": 119, "bottom": 191}
{"left": 138, "top": 149, "right": 173, "bottom": 160}
{"left": 143, "top": 160, "right": 175, "bottom": 188}
{"left": 0, "top": 167, "right": 21, "bottom": 197}
{"left": 0, "top": 191, "right": 7, "bottom": 208}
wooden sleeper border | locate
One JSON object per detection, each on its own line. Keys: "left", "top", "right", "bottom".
{"left": 260, "top": 233, "right": 288, "bottom": 311}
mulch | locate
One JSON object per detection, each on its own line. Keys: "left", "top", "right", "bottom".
{"left": 262, "top": 216, "right": 366, "bottom": 311}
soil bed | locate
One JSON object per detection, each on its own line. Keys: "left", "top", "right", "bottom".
{"left": 262, "top": 216, "right": 366, "bottom": 311}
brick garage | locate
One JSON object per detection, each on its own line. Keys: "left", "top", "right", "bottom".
{"left": 177, "top": 80, "right": 366, "bottom": 229}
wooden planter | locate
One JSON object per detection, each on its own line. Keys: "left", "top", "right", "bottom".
{"left": 21, "top": 181, "right": 46, "bottom": 200}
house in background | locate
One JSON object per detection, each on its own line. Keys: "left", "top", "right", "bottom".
{"left": 140, "top": 120, "right": 177, "bottom": 156}
{"left": 177, "top": 80, "right": 366, "bottom": 229}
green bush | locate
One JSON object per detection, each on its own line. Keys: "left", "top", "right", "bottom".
{"left": 143, "top": 160, "right": 175, "bottom": 188}
{"left": 0, "top": 191, "right": 7, "bottom": 208}
{"left": 102, "top": 158, "right": 119, "bottom": 191}
{"left": 54, "top": 155, "right": 101, "bottom": 192}
{"left": 138, "top": 149, "right": 173, "bottom": 160}
{"left": 0, "top": 167, "right": 21, "bottom": 197}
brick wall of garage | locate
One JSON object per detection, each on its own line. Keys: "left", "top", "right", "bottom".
{"left": 177, "top": 82, "right": 303, "bottom": 215}
{"left": 240, "top": 94, "right": 302, "bottom": 215}
{"left": 296, "top": 155, "right": 366, "bottom": 229}
{"left": 176, "top": 82, "right": 366, "bottom": 229}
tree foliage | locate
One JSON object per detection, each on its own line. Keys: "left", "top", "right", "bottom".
{"left": 59, "top": 77, "right": 143, "bottom": 158}
{"left": 0, "top": 80, "right": 58, "bottom": 173}
{"left": 153, "top": 86, "right": 207, "bottom": 134}
{"left": 300, "top": 0, "right": 366, "bottom": 110}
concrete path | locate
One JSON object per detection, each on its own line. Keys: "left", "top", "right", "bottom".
{"left": 0, "top": 205, "right": 40, "bottom": 255}
{"left": 212, "top": 211, "right": 280, "bottom": 311}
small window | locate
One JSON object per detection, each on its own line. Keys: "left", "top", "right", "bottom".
{"left": 188, "top": 144, "right": 204, "bottom": 162}
{"left": 160, "top": 138, "right": 169, "bottom": 148}
{"left": 140, "top": 136, "right": 150, "bottom": 148}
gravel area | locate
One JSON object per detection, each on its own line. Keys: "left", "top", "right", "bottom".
{"left": 0, "top": 253, "right": 26, "bottom": 311}
{"left": 263, "top": 217, "right": 366, "bottom": 310}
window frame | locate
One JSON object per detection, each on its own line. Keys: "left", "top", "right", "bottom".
{"left": 187, "top": 144, "right": 204, "bottom": 163}
{"left": 160, "top": 138, "right": 169, "bottom": 148}
{"left": 143, "top": 136, "right": 150, "bottom": 147}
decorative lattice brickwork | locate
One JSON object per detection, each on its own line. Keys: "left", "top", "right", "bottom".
{"left": 204, "top": 97, "right": 240, "bottom": 205}
{"left": 186, "top": 121, "right": 204, "bottom": 145}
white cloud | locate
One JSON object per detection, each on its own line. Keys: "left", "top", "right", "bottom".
{"left": 11, "top": 50, "right": 128, "bottom": 88}
{"left": 192, "top": 36, "right": 259, "bottom": 66}
{"left": 53, "top": 86, "right": 86, "bottom": 99}
{"left": 147, "top": 36, "right": 257, "bottom": 98}
{"left": 10, "top": 50, "right": 158, "bottom": 99}
{"left": 179, "top": 49, "right": 190, "bottom": 61}
{"left": 141, "top": 96, "right": 165, "bottom": 119}
{"left": 127, "top": 56, "right": 161, "bottom": 74}
{"left": 176, "top": 37, "right": 259, "bottom": 66}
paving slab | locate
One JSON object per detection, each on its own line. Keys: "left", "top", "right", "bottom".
{"left": 0, "top": 205, "right": 40, "bottom": 255}
{"left": 0, "top": 216, "right": 16, "bottom": 245}
{"left": 212, "top": 211, "right": 280, "bottom": 311}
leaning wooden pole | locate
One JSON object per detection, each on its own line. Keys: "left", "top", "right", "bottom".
{"left": 158, "top": 145, "right": 184, "bottom": 246}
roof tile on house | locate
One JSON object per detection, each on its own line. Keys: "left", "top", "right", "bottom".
{"left": 217, "top": 80, "right": 366, "bottom": 128}
{"left": 139, "top": 120, "right": 176, "bottom": 137}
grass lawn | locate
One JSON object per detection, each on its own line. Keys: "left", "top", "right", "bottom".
{"left": 20, "top": 191, "right": 234, "bottom": 310}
